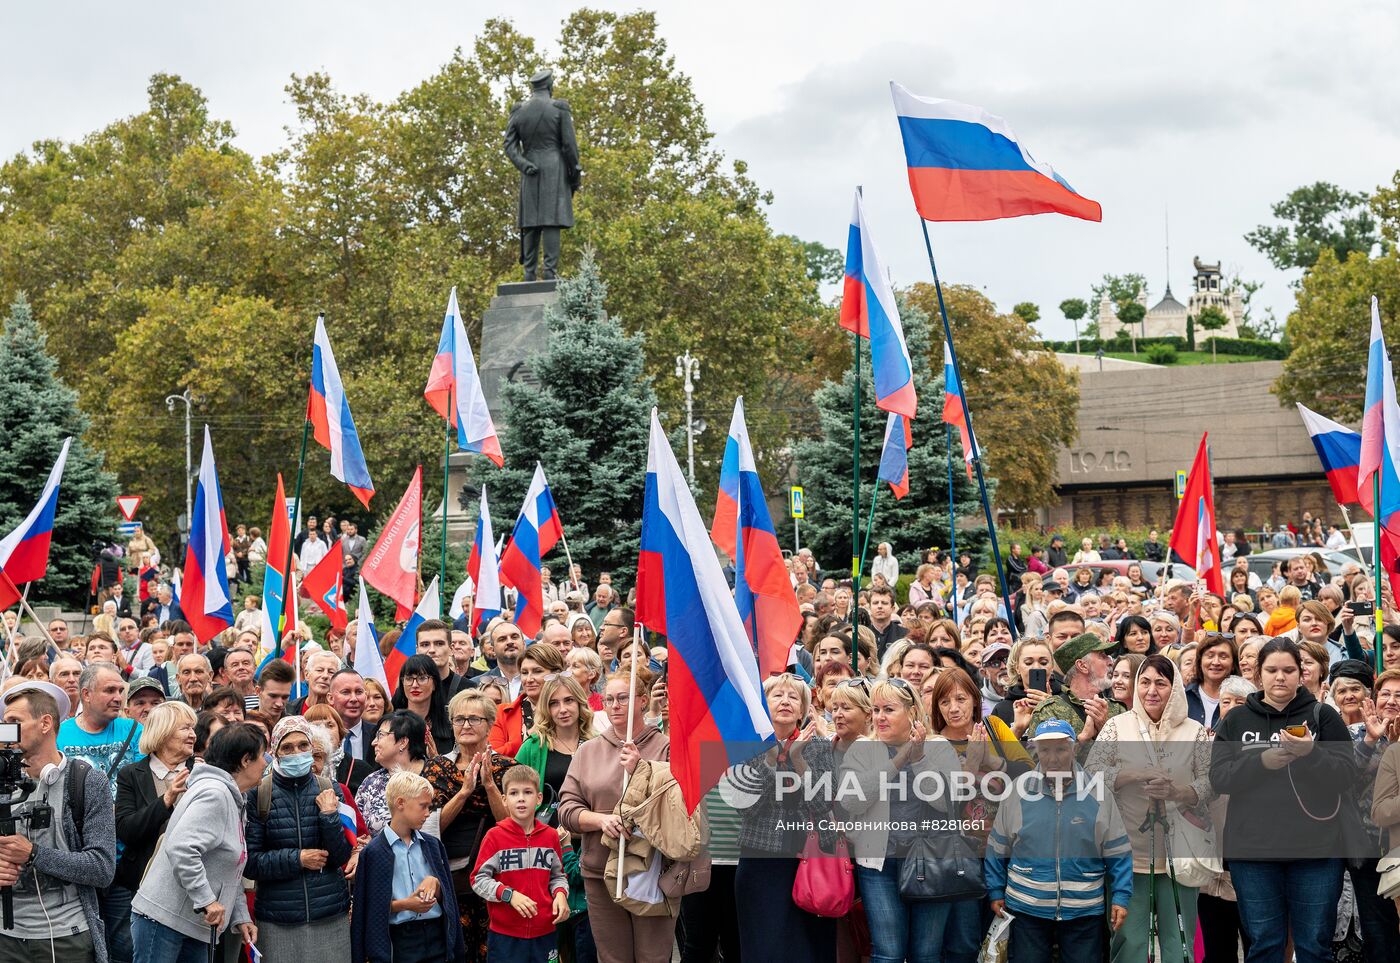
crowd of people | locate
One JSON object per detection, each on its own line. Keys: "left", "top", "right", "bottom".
{"left": 2, "top": 515, "right": 1398, "bottom": 963}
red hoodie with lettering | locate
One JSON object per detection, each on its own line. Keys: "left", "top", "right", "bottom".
{"left": 469, "top": 816, "right": 569, "bottom": 939}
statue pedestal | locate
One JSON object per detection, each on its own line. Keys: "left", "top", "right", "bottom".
{"left": 437, "top": 280, "right": 560, "bottom": 540}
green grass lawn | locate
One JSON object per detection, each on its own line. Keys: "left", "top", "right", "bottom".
{"left": 1099, "top": 351, "right": 1261, "bottom": 365}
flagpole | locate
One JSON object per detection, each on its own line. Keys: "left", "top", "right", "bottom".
{"left": 856, "top": 484, "right": 880, "bottom": 587}
{"left": 946, "top": 423, "right": 957, "bottom": 571}
{"left": 441, "top": 421, "right": 451, "bottom": 619}
{"left": 281, "top": 416, "right": 312, "bottom": 650}
{"left": 1376, "top": 473, "right": 1384, "bottom": 676}
{"left": 918, "top": 219, "right": 1017, "bottom": 640}
{"left": 557, "top": 527, "right": 578, "bottom": 602}
{"left": 616, "top": 623, "right": 641, "bottom": 901}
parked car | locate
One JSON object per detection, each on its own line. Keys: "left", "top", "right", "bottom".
{"left": 1244, "top": 547, "right": 1368, "bottom": 584}
{"left": 1061, "top": 559, "right": 1198, "bottom": 588}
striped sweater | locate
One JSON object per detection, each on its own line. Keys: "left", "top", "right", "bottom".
{"left": 983, "top": 768, "right": 1133, "bottom": 920}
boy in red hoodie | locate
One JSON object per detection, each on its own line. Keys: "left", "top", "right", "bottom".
{"left": 471, "top": 764, "right": 571, "bottom": 962}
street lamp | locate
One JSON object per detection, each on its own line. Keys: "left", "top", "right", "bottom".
{"left": 165, "top": 388, "right": 195, "bottom": 537}
{"left": 674, "top": 349, "right": 700, "bottom": 485}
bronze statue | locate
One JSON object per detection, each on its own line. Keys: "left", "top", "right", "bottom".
{"left": 503, "top": 68, "right": 581, "bottom": 281}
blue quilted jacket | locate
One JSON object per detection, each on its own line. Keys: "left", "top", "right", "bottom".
{"left": 244, "top": 772, "right": 352, "bottom": 924}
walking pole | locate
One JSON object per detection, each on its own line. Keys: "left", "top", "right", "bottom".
{"left": 1155, "top": 800, "right": 1193, "bottom": 963}
{"left": 442, "top": 420, "right": 452, "bottom": 619}
{"left": 615, "top": 624, "right": 642, "bottom": 900}
{"left": 918, "top": 219, "right": 1016, "bottom": 639}
{"left": 1143, "top": 807, "right": 1159, "bottom": 963}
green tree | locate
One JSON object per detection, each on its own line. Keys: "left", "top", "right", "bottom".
{"left": 791, "top": 297, "right": 981, "bottom": 574}
{"left": 471, "top": 252, "right": 654, "bottom": 586}
{"left": 1059, "top": 297, "right": 1088, "bottom": 352}
{"left": 1091, "top": 273, "right": 1146, "bottom": 315}
{"left": 0, "top": 294, "right": 119, "bottom": 606}
{"left": 788, "top": 238, "right": 844, "bottom": 286}
{"left": 905, "top": 284, "right": 1080, "bottom": 513}
{"left": 1273, "top": 249, "right": 1400, "bottom": 420}
{"left": 1195, "top": 306, "right": 1230, "bottom": 360}
{"left": 1012, "top": 302, "right": 1040, "bottom": 326}
{"left": 1117, "top": 301, "right": 1146, "bottom": 352}
{"left": 1245, "top": 181, "right": 1378, "bottom": 271}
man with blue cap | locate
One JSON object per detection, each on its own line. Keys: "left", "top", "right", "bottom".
{"left": 984, "top": 719, "right": 1134, "bottom": 963}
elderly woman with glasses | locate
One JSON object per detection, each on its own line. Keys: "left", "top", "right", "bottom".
{"left": 423, "top": 688, "right": 512, "bottom": 962}
{"left": 717, "top": 674, "right": 837, "bottom": 961}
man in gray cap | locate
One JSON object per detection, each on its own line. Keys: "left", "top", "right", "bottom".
{"left": 504, "top": 67, "right": 581, "bottom": 281}
{"left": 1025, "top": 632, "right": 1125, "bottom": 741}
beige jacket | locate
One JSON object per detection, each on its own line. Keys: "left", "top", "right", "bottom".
{"left": 558, "top": 722, "right": 669, "bottom": 879}
{"left": 602, "top": 758, "right": 702, "bottom": 917}
{"left": 1085, "top": 658, "right": 1213, "bottom": 874}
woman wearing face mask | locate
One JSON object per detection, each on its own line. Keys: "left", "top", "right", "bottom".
{"left": 242, "top": 716, "right": 353, "bottom": 961}
{"left": 1086, "top": 654, "right": 1212, "bottom": 962}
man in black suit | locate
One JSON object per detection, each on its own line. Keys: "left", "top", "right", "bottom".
{"left": 327, "top": 669, "right": 378, "bottom": 794}
{"left": 417, "top": 619, "right": 471, "bottom": 700}
{"left": 151, "top": 584, "right": 183, "bottom": 628}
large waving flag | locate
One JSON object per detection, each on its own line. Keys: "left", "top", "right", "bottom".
{"left": 424, "top": 287, "right": 504, "bottom": 467}
{"left": 890, "top": 82, "right": 1102, "bottom": 223}
{"left": 0, "top": 438, "right": 71, "bottom": 609}
{"left": 499, "top": 464, "right": 564, "bottom": 638}
{"left": 361, "top": 467, "right": 422, "bottom": 621}
{"left": 1360, "top": 296, "right": 1400, "bottom": 531}
{"left": 387, "top": 577, "right": 440, "bottom": 692}
{"left": 943, "top": 340, "right": 977, "bottom": 478}
{"left": 310, "top": 316, "right": 375, "bottom": 508}
{"left": 1297, "top": 403, "right": 1362, "bottom": 506}
{"left": 467, "top": 486, "right": 503, "bottom": 632}
{"left": 353, "top": 578, "right": 388, "bottom": 690}
{"left": 181, "top": 428, "right": 234, "bottom": 643}
{"left": 300, "top": 537, "right": 348, "bottom": 633}
{"left": 877, "top": 412, "right": 913, "bottom": 500}
{"left": 258, "top": 474, "right": 295, "bottom": 662}
{"left": 1169, "top": 434, "right": 1223, "bottom": 596}
{"left": 709, "top": 398, "right": 802, "bottom": 678}
{"left": 640, "top": 409, "right": 775, "bottom": 812}
{"left": 840, "top": 191, "right": 917, "bottom": 420}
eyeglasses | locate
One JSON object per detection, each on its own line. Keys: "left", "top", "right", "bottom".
{"left": 602, "top": 694, "right": 632, "bottom": 707}
{"left": 452, "top": 715, "right": 489, "bottom": 728}
{"left": 601, "top": 621, "right": 628, "bottom": 630}
{"left": 402, "top": 673, "right": 433, "bottom": 686}
{"left": 886, "top": 677, "right": 918, "bottom": 702}
{"left": 840, "top": 678, "right": 871, "bottom": 692}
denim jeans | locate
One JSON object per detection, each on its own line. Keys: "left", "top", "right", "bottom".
{"left": 1008, "top": 913, "right": 1104, "bottom": 963}
{"left": 101, "top": 883, "right": 134, "bottom": 963}
{"left": 1347, "top": 859, "right": 1400, "bottom": 963}
{"left": 131, "top": 913, "right": 210, "bottom": 963}
{"left": 855, "top": 860, "right": 981, "bottom": 963}
{"left": 1229, "top": 858, "right": 1344, "bottom": 963}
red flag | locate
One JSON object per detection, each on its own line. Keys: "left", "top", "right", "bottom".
{"left": 1168, "top": 434, "right": 1224, "bottom": 596}
{"left": 362, "top": 467, "right": 422, "bottom": 621}
{"left": 301, "top": 538, "right": 348, "bottom": 632}
{"left": 260, "top": 474, "right": 297, "bottom": 648}
{"left": 0, "top": 569, "right": 21, "bottom": 611}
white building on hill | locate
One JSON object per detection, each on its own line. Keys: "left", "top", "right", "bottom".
{"left": 1099, "top": 257, "right": 1243, "bottom": 340}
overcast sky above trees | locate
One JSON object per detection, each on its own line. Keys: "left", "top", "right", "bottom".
{"left": 5, "top": 0, "right": 1397, "bottom": 338}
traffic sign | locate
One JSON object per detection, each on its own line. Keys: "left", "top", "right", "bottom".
{"left": 117, "top": 521, "right": 141, "bottom": 537}
{"left": 790, "top": 486, "right": 805, "bottom": 519}
{"left": 1174, "top": 470, "right": 1187, "bottom": 499}
{"left": 116, "top": 495, "right": 143, "bottom": 521}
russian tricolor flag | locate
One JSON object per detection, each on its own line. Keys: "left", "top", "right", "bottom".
{"left": 1297, "top": 404, "right": 1362, "bottom": 506}
{"left": 180, "top": 428, "right": 234, "bottom": 643}
{"left": 309, "top": 316, "right": 375, "bottom": 508}
{"left": 499, "top": 464, "right": 564, "bottom": 638}
{"left": 709, "top": 398, "right": 802, "bottom": 679}
{"left": 352, "top": 577, "right": 387, "bottom": 691}
{"left": 877, "top": 412, "right": 913, "bottom": 500}
{"left": 467, "top": 485, "right": 502, "bottom": 632}
{"left": 0, "top": 438, "right": 71, "bottom": 609}
{"left": 639, "top": 409, "right": 775, "bottom": 812}
{"left": 424, "top": 287, "right": 504, "bottom": 467}
{"left": 386, "top": 577, "right": 440, "bottom": 692}
{"left": 840, "top": 190, "right": 917, "bottom": 420}
{"left": 890, "top": 82, "right": 1101, "bottom": 223}
{"left": 942, "top": 340, "right": 977, "bottom": 479}
{"left": 1360, "top": 296, "right": 1400, "bottom": 532}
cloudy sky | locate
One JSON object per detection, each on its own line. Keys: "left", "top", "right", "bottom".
{"left": 5, "top": 1, "right": 1398, "bottom": 340}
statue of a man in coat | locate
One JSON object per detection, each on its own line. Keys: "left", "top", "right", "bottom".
{"left": 503, "top": 68, "right": 581, "bottom": 281}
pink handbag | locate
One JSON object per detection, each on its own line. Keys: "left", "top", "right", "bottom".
{"left": 792, "top": 832, "right": 855, "bottom": 918}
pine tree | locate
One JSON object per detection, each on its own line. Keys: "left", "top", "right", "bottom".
{"left": 791, "top": 298, "right": 983, "bottom": 577}
{"left": 471, "top": 252, "right": 656, "bottom": 589}
{"left": 0, "top": 294, "right": 119, "bottom": 605}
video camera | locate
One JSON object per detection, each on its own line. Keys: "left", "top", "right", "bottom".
{"left": 0, "top": 722, "right": 47, "bottom": 930}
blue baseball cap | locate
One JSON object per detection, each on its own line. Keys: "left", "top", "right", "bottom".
{"left": 1031, "top": 719, "right": 1076, "bottom": 742}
